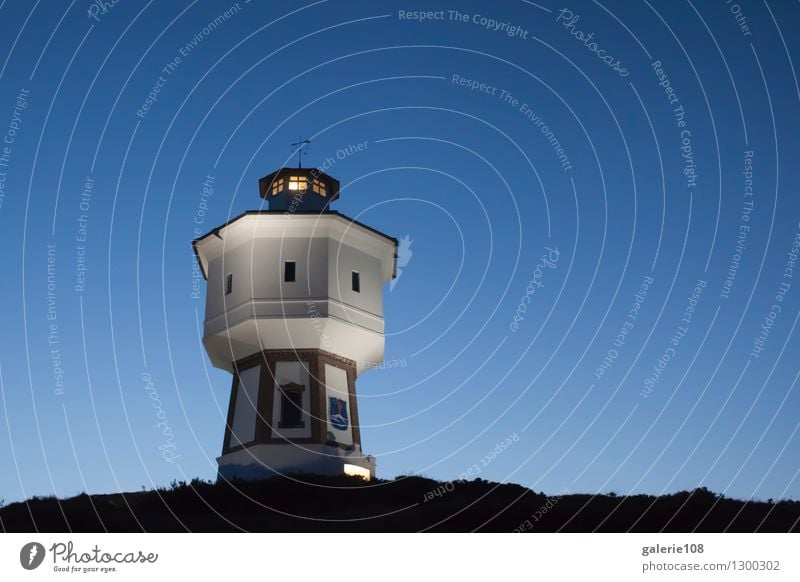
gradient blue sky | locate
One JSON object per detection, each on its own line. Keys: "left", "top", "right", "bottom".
{"left": 1, "top": 0, "right": 799, "bottom": 505}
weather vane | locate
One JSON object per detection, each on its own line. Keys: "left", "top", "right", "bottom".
{"left": 291, "top": 137, "right": 311, "bottom": 168}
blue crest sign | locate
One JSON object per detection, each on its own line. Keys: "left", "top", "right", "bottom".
{"left": 329, "top": 397, "right": 349, "bottom": 431}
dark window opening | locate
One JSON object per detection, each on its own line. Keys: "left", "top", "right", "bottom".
{"left": 225, "top": 273, "right": 233, "bottom": 295}
{"left": 284, "top": 261, "right": 296, "bottom": 282}
{"left": 352, "top": 271, "right": 360, "bottom": 293}
{"left": 279, "top": 383, "right": 304, "bottom": 428}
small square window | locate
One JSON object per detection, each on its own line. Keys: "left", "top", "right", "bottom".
{"left": 351, "top": 271, "right": 360, "bottom": 293}
{"left": 225, "top": 273, "right": 233, "bottom": 295}
{"left": 284, "top": 261, "right": 296, "bottom": 282}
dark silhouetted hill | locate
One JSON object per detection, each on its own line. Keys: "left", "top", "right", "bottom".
{"left": 1, "top": 476, "right": 797, "bottom": 532}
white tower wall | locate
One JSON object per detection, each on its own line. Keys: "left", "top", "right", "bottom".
{"left": 196, "top": 213, "right": 395, "bottom": 374}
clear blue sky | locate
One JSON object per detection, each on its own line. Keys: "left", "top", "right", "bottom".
{"left": 1, "top": 0, "right": 799, "bottom": 505}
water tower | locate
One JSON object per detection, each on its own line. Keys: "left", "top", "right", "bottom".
{"left": 193, "top": 164, "right": 397, "bottom": 481}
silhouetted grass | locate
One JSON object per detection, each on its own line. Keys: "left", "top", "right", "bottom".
{"left": 1, "top": 476, "right": 797, "bottom": 532}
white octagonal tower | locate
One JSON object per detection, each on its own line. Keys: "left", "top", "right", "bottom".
{"left": 193, "top": 166, "right": 396, "bottom": 481}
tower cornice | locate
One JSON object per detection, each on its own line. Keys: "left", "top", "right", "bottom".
{"left": 192, "top": 210, "right": 398, "bottom": 281}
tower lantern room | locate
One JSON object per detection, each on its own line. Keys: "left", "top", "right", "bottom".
{"left": 193, "top": 164, "right": 397, "bottom": 481}
{"left": 258, "top": 167, "right": 340, "bottom": 212}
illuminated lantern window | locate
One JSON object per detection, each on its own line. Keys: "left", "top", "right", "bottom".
{"left": 287, "top": 176, "right": 307, "bottom": 191}
{"left": 271, "top": 178, "right": 284, "bottom": 196}
{"left": 312, "top": 178, "right": 327, "bottom": 197}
